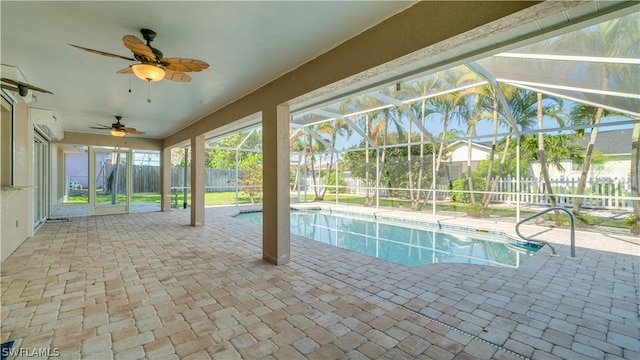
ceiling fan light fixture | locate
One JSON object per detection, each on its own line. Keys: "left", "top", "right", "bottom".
{"left": 110, "top": 129, "right": 126, "bottom": 137}
{"left": 131, "top": 63, "right": 165, "bottom": 82}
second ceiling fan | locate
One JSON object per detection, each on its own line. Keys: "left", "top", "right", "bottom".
{"left": 70, "top": 28, "right": 209, "bottom": 83}
{"left": 90, "top": 116, "right": 145, "bottom": 137}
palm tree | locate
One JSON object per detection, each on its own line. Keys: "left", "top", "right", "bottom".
{"left": 496, "top": 88, "right": 563, "bottom": 208}
{"left": 369, "top": 103, "right": 403, "bottom": 205}
{"left": 315, "top": 109, "right": 352, "bottom": 199}
{"left": 412, "top": 69, "right": 468, "bottom": 209}
{"left": 546, "top": 14, "right": 638, "bottom": 215}
{"left": 290, "top": 129, "right": 307, "bottom": 192}
{"left": 528, "top": 13, "right": 638, "bottom": 216}
{"left": 409, "top": 75, "right": 440, "bottom": 209}
{"left": 300, "top": 130, "right": 327, "bottom": 200}
{"left": 476, "top": 84, "right": 517, "bottom": 210}
{"left": 535, "top": 92, "right": 566, "bottom": 210}
{"left": 454, "top": 81, "right": 497, "bottom": 206}
{"left": 352, "top": 96, "right": 386, "bottom": 206}
{"left": 568, "top": 105, "right": 621, "bottom": 215}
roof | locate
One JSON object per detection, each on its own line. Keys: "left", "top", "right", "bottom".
{"left": 577, "top": 129, "right": 634, "bottom": 155}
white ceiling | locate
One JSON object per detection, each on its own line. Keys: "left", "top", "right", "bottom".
{"left": 1, "top": 1, "right": 412, "bottom": 139}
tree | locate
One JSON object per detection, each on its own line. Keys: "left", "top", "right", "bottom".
{"left": 290, "top": 128, "right": 307, "bottom": 192}
{"left": 237, "top": 165, "right": 262, "bottom": 203}
{"left": 407, "top": 75, "right": 439, "bottom": 209}
{"left": 206, "top": 130, "right": 262, "bottom": 169}
{"left": 314, "top": 113, "right": 351, "bottom": 200}
{"left": 410, "top": 69, "right": 468, "bottom": 209}
{"left": 454, "top": 80, "right": 496, "bottom": 205}
{"left": 361, "top": 100, "right": 404, "bottom": 205}
{"left": 206, "top": 130, "right": 263, "bottom": 198}
{"left": 305, "top": 133, "right": 324, "bottom": 199}
{"left": 526, "top": 92, "right": 564, "bottom": 209}
{"left": 568, "top": 105, "right": 621, "bottom": 215}
{"left": 557, "top": 15, "right": 637, "bottom": 215}
{"left": 350, "top": 95, "right": 387, "bottom": 206}
{"left": 476, "top": 84, "right": 518, "bottom": 210}
{"left": 631, "top": 121, "right": 640, "bottom": 235}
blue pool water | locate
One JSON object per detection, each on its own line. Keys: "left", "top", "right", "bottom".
{"left": 234, "top": 209, "right": 540, "bottom": 268}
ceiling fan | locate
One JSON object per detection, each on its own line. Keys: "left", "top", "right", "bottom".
{"left": 70, "top": 28, "right": 209, "bottom": 83}
{"left": 1, "top": 78, "right": 53, "bottom": 96}
{"left": 90, "top": 116, "right": 145, "bottom": 137}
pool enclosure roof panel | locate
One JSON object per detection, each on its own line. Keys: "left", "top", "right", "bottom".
{"left": 477, "top": 12, "right": 640, "bottom": 117}
{"left": 291, "top": 10, "right": 640, "bottom": 130}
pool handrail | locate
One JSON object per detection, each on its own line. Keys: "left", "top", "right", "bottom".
{"left": 515, "top": 207, "right": 576, "bottom": 258}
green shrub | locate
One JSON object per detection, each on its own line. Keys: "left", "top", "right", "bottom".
{"left": 450, "top": 174, "right": 485, "bottom": 203}
{"left": 323, "top": 172, "right": 347, "bottom": 194}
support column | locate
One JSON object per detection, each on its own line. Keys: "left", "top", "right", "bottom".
{"left": 160, "top": 147, "right": 172, "bottom": 212}
{"left": 190, "top": 135, "right": 205, "bottom": 226}
{"left": 262, "top": 105, "right": 290, "bottom": 265}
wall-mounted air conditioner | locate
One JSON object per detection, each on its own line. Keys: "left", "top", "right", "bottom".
{"left": 30, "top": 108, "right": 64, "bottom": 141}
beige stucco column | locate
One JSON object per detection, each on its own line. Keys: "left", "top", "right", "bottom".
{"left": 262, "top": 105, "right": 290, "bottom": 265}
{"left": 160, "top": 147, "right": 172, "bottom": 212}
{"left": 190, "top": 135, "right": 205, "bottom": 226}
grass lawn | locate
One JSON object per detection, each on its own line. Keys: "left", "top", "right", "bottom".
{"left": 64, "top": 191, "right": 632, "bottom": 229}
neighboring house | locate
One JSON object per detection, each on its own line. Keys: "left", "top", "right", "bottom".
{"left": 531, "top": 129, "right": 632, "bottom": 181}
{"left": 440, "top": 129, "right": 633, "bottom": 183}
{"left": 442, "top": 140, "right": 492, "bottom": 183}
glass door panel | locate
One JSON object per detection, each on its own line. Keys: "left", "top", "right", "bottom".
{"left": 32, "top": 133, "right": 49, "bottom": 228}
{"left": 63, "top": 150, "right": 89, "bottom": 204}
{"left": 92, "top": 148, "right": 130, "bottom": 215}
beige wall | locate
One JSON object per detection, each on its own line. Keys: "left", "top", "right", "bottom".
{"left": 1, "top": 102, "right": 31, "bottom": 262}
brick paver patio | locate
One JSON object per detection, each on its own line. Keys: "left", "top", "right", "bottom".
{"left": 1, "top": 205, "right": 638, "bottom": 359}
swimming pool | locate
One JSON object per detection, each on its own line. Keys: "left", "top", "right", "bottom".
{"left": 234, "top": 209, "right": 540, "bottom": 268}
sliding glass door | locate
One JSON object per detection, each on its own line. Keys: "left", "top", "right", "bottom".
{"left": 33, "top": 131, "right": 49, "bottom": 228}
{"left": 90, "top": 147, "right": 131, "bottom": 215}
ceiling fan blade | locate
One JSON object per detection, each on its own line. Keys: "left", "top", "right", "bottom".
{"left": 160, "top": 58, "right": 209, "bottom": 72}
{"left": 163, "top": 69, "right": 191, "bottom": 82}
{"left": 1, "top": 84, "right": 19, "bottom": 93}
{"left": 116, "top": 66, "right": 133, "bottom": 74}
{"left": 122, "top": 35, "right": 156, "bottom": 61}
{"left": 89, "top": 124, "right": 112, "bottom": 130}
{"left": 1, "top": 78, "right": 53, "bottom": 95}
{"left": 123, "top": 127, "right": 145, "bottom": 135}
{"left": 69, "top": 44, "right": 135, "bottom": 61}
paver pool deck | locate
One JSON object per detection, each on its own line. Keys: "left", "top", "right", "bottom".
{"left": 1, "top": 204, "right": 638, "bottom": 359}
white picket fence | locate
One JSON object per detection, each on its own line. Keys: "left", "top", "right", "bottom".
{"left": 492, "top": 175, "right": 633, "bottom": 209}
{"left": 304, "top": 176, "right": 635, "bottom": 210}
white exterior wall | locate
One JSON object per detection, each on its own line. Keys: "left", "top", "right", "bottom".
{"left": 531, "top": 156, "right": 630, "bottom": 180}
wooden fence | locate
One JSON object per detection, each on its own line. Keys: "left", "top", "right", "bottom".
{"left": 99, "top": 166, "right": 241, "bottom": 193}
